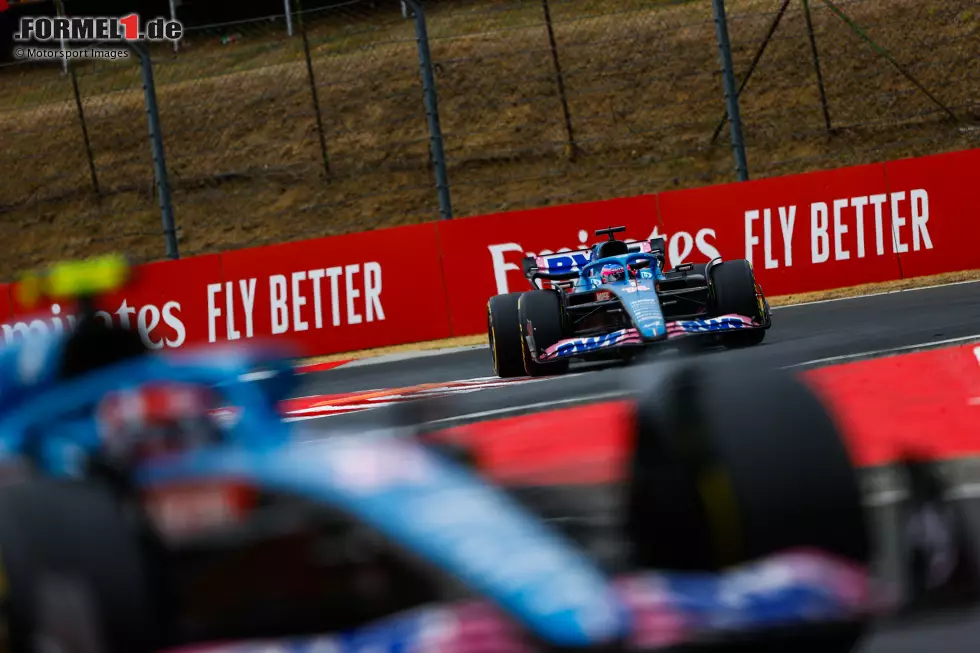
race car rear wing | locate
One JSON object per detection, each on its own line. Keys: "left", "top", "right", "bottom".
{"left": 522, "top": 237, "right": 667, "bottom": 288}
{"left": 522, "top": 238, "right": 666, "bottom": 288}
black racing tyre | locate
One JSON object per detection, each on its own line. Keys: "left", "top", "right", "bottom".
{"left": 626, "top": 359, "right": 870, "bottom": 570}
{"left": 518, "top": 290, "right": 570, "bottom": 377}
{"left": 625, "top": 360, "right": 870, "bottom": 651}
{"left": 488, "top": 292, "right": 526, "bottom": 378}
{"left": 0, "top": 481, "right": 170, "bottom": 653}
{"left": 709, "top": 260, "right": 766, "bottom": 348}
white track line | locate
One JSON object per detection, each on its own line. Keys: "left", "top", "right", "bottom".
{"left": 780, "top": 333, "right": 980, "bottom": 370}
{"left": 285, "top": 332, "right": 980, "bottom": 422}
{"left": 771, "top": 277, "right": 980, "bottom": 310}
{"left": 423, "top": 391, "right": 629, "bottom": 425}
{"left": 332, "top": 278, "right": 980, "bottom": 368}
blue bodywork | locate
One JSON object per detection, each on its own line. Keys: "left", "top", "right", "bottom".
{"left": 0, "top": 331, "right": 866, "bottom": 650}
{"left": 528, "top": 246, "right": 765, "bottom": 363}
{"left": 577, "top": 252, "right": 670, "bottom": 340}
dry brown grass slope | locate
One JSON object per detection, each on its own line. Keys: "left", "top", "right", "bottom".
{"left": 0, "top": 0, "right": 976, "bottom": 280}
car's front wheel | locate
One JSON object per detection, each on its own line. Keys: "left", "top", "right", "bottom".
{"left": 518, "top": 290, "right": 570, "bottom": 377}
{"left": 0, "top": 481, "right": 170, "bottom": 653}
{"left": 710, "top": 260, "right": 767, "bottom": 348}
{"left": 488, "top": 292, "right": 527, "bottom": 378}
{"left": 625, "top": 359, "right": 870, "bottom": 651}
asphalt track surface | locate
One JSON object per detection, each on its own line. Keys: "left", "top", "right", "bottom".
{"left": 296, "top": 280, "right": 980, "bottom": 430}
{"left": 291, "top": 281, "right": 980, "bottom": 652}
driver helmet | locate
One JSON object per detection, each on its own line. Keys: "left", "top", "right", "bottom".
{"left": 600, "top": 263, "right": 626, "bottom": 284}
{"left": 96, "top": 382, "right": 223, "bottom": 464}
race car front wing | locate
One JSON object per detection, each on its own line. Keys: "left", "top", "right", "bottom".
{"left": 165, "top": 548, "right": 873, "bottom": 653}
{"left": 535, "top": 314, "right": 762, "bottom": 362}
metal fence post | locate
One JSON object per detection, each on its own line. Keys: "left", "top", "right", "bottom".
{"left": 284, "top": 0, "right": 295, "bottom": 36}
{"left": 67, "top": 65, "right": 100, "bottom": 195}
{"left": 404, "top": 0, "right": 453, "bottom": 220}
{"left": 169, "top": 0, "right": 181, "bottom": 53}
{"left": 297, "top": 0, "right": 331, "bottom": 177}
{"left": 541, "top": 0, "right": 577, "bottom": 161}
{"left": 130, "top": 43, "right": 180, "bottom": 259}
{"left": 711, "top": 0, "right": 749, "bottom": 182}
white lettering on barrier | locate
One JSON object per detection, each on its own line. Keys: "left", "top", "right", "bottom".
{"left": 746, "top": 207, "right": 796, "bottom": 269}
{"left": 744, "top": 189, "right": 933, "bottom": 269}
{"left": 779, "top": 206, "right": 796, "bottom": 267}
{"left": 811, "top": 202, "right": 830, "bottom": 264}
{"left": 834, "top": 198, "right": 850, "bottom": 261}
{"left": 308, "top": 269, "right": 325, "bottom": 329}
{"left": 1, "top": 301, "right": 185, "bottom": 349}
{"left": 489, "top": 243, "right": 523, "bottom": 296}
{"left": 870, "top": 194, "right": 888, "bottom": 256}
{"left": 326, "top": 266, "right": 342, "bottom": 327}
{"left": 207, "top": 263, "right": 386, "bottom": 342}
{"left": 240, "top": 279, "right": 256, "bottom": 339}
{"left": 852, "top": 196, "right": 868, "bottom": 258}
{"left": 365, "top": 261, "right": 385, "bottom": 322}
{"left": 891, "top": 191, "right": 909, "bottom": 254}
{"left": 207, "top": 284, "right": 220, "bottom": 343}
{"left": 345, "top": 264, "right": 362, "bottom": 326}
{"left": 293, "top": 271, "right": 309, "bottom": 333}
{"left": 208, "top": 280, "right": 258, "bottom": 342}
{"left": 270, "top": 275, "right": 288, "bottom": 335}
{"left": 911, "top": 189, "right": 933, "bottom": 251}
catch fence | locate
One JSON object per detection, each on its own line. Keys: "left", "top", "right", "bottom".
{"left": 0, "top": 0, "right": 976, "bottom": 279}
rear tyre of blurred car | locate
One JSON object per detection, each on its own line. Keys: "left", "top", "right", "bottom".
{"left": 625, "top": 360, "right": 870, "bottom": 650}
{"left": 709, "top": 260, "right": 766, "bottom": 348}
{"left": 0, "top": 481, "right": 170, "bottom": 653}
{"left": 518, "top": 291, "right": 570, "bottom": 377}
{"left": 488, "top": 293, "right": 527, "bottom": 378}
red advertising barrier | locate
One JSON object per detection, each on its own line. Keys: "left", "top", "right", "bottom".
{"left": 3, "top": 255, "right": 223, "bottom": 350}
{"left": 0, "top": 284, "right": 10, "bottom": 322}
{"left": 884, "top": 148, "right": 980, "bottom": 279}
{"left": 219, "top": 223, "right": 451, "bottom": 357}
{"left": 658, "top": 163, "right": 904, "bottom": 296}
{"left": 2, "top": 148, "right": 977, "bottom": 357}
{"left": 437, "top": 195, "right": 661, "bottom": 335}
{"left": 440, "top": 149, "right": 978, "bottom": 337}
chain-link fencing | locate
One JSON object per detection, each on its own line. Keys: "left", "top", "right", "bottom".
{"left": 1, "top": 0, "right": 976, "bottom": 280}
{"left": 0, "top": 50, "right": 163, "bottom": 281}
{"left": 721, "top": 0, "right": 978, "bottom": 179}
{"left": 424, "top": 0, "right": 978, "bottom": 216}
{"left": 149, "top": 1, "right": 442, "bottom": 260}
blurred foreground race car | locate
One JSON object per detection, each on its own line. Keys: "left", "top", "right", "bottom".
{"left": 0, "top": 256, "right": 974, "bottom": 653}
{"left": 487, "top": 227, "right": 772, "bottom": 377}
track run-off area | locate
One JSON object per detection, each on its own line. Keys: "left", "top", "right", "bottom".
{"left": 287, "top": 279, "right": 980, "bottom": 427}
{"left": 270, "top": 280, "right": 980, "bottom": 653}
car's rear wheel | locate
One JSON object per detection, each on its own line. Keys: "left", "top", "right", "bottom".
{"left": 625, "top": 359, "right": 870, "bottom": 650}
{"left": 517, "top": 290, "right": 570, "bottom": 377}
{"left": 0, "top": 481, "right": 171, "bottom": 653}
{"left": 710, "top": 260, "right": 766, "bottom": 348}
{"left": 488, "top": 293, "right": 526, "bottom": 379}
{"left": 626, "top": 359, "right": 869, "bottom": 569}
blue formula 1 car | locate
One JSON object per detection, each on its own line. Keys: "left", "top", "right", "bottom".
{"left": 0, "top": 255, "right": 969, "bottom": 653}
{"left": 487, "top": 227, "right": 772, "bottom": 378}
